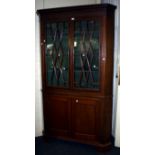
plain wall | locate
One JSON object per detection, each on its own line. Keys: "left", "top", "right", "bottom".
{"left": 35, "top": 0, "right": 43, "bottom": 137}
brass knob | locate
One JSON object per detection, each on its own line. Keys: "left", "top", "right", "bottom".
{"left": 102, "top": 58, "right": 105, "bottom": 61}
{"left": 71, "top": 17, "right": 75, "bottom": 21}
{"left": 75, "top": 99, "right": 78, "bottom": 103}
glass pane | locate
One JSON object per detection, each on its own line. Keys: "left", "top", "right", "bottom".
{"left": 74, "top": 20, "right": 100, "bottom": 89}
{"left": 45, "top": 22, "right": 69, "bottom": 87}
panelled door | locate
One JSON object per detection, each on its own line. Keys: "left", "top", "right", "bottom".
{"left": 45, "top": 20, "right": 69, "bottom": 88}
{"left": 73, "top": 18, "right": 101, "bottom": 90}
{"left": 71, "top": 97, "right": 100, "bottom": 142}
{"left": 44, "top": 95, "right": 71, "bottom": 137}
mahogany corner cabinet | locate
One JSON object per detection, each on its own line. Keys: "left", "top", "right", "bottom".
{"left": 37, "top": 4, "right": 116, "bottom": 151}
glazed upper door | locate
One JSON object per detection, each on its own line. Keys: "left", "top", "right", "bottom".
{"left": 44, "top": 18, "right": 101, "bottom": 90}
{"left": 73, "top": 19, "right": 100, "bottom": 90}
{"left": 45, "top": 21, "right": 69, "bottom": 87}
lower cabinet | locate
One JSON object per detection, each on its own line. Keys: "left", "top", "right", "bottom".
{"left": 44, "top": 95, "right": 100, "bottom": 141}
{"left": 43, "top": 95, "right": 112, "bottom": 150}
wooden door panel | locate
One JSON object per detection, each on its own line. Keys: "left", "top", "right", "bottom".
{"left": 72, "top": 97, "right": 100, "bottom": 141}
{"left": 44, "top": 96, "right": 71, "bottom": 136}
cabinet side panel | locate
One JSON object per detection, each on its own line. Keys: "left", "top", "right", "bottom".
{"left": 98, "top": 97, "right": 112, "bottom": 143}
{"left": 104, "top": 9, "right": 115, "bottom": 96}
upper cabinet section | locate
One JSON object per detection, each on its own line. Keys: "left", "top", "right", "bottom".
{"left": 37, "top": 4, "right": 116, "bottom": 93}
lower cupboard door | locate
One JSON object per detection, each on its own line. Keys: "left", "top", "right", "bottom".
{"left": 44, "top": 96, "right": 71, "bottom": 137}
{"left": 72, "top": 97, "right": 100, "bottom": 142}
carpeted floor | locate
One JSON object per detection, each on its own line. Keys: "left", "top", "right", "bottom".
{"left": 35, "top": 137, "right": 120, "bottom": 155}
